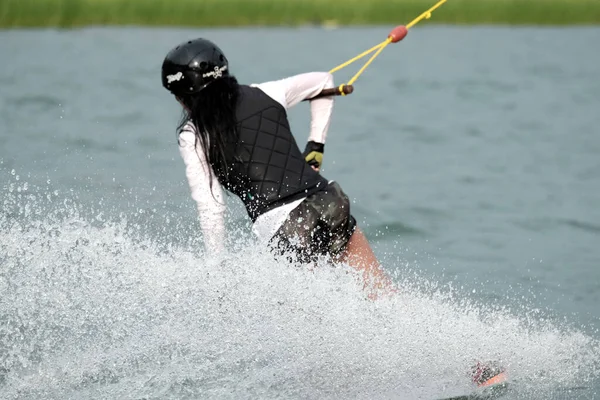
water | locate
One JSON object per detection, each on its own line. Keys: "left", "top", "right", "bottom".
{"left": 1, "top": 26, "right": 600, "bottom": 399}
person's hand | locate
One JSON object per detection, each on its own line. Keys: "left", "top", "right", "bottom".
{"left": 303, "top": 141, "right": 324, "bottom": 172}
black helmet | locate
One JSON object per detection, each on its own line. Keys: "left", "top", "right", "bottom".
{"left": 161, "top": 38, "right": 229, "bottom": 96}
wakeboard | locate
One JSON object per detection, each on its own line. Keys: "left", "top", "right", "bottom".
{"left": 437, "top": 361, "right": 509, "bottom": 400}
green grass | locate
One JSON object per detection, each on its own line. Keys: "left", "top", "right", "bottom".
{"left": 1, "top": 0, "right": 599, "bottom": 28}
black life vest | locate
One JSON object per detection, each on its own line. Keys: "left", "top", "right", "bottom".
{"left": 214, "top": 85, "right": 328, "bottom": 222}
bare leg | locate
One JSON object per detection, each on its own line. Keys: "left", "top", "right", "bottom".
{"left": 334, "top": 227, "right": 396, "bottom": 300}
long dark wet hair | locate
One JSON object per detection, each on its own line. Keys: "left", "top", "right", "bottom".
{"left": 176, "top": 76, "right": 240, "bottom": 192}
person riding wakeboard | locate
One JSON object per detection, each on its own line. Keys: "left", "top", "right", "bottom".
{"left": 160, "top": 37, "right": 508, "bottom": 387}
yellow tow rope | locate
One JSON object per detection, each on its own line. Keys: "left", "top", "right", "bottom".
{"left": 327, "top": 0, "right": 447, "bottom": 96}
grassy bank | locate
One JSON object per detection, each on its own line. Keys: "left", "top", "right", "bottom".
{"left": 1, "top": 0, "right": 599, "bottom": 28}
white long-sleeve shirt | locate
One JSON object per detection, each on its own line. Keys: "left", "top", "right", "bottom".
{"left": 177, "top": 71, "right": 335, "bottom": 256}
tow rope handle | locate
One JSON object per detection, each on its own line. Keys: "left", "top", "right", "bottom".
{"left": 316, "top": 84, "right": 354, "bottom": 98}
{"left": 307, "top": 0, "right": 447, "bottom": 101}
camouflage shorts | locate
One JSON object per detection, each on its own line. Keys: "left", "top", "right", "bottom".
{"left": 269, "top": 181, "right": 357, "bottom": 263}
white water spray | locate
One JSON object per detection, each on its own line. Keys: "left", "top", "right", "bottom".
{"left": 1, "top": 170, "right": 599, "bottom": 400}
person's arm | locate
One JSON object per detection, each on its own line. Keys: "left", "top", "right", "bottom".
{"left": 178, "top": 123, "right": 226, "bottom": 256}
{"left": 252, "top": 72, "right": 334, "bottom": 169}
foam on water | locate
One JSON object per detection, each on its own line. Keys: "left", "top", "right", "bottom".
{"left": 1, "top": 172, "right": 599, "bottom": 400}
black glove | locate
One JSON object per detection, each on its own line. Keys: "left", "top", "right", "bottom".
{"left": 303, "top": 141, "right": 324, "bottom": 170}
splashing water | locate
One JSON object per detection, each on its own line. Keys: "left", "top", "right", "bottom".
{"left": 1, "top": 169, "right": 599, "bottom": 400}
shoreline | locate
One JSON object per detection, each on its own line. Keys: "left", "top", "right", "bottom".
{"left": 1, "top": 0, "right": 599, "bottom": 28}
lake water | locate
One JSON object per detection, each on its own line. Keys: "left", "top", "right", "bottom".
{"left": 1, "top": 26, "right": 599, "bottom": 399}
